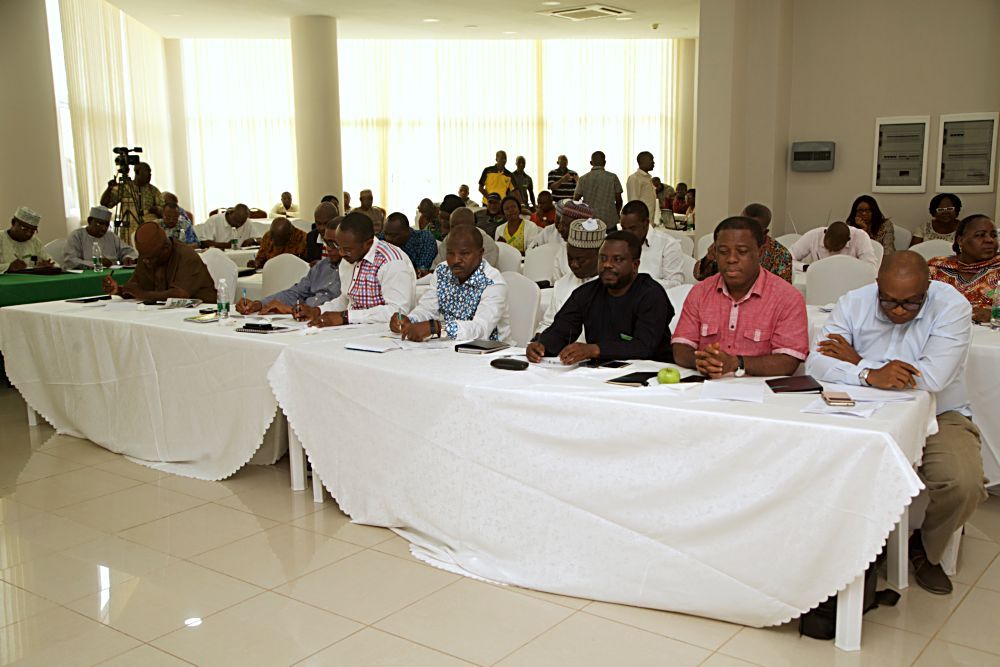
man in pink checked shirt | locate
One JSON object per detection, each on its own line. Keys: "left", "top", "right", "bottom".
{"left": 672, "top": 216, "right": 808, "bottom": 378}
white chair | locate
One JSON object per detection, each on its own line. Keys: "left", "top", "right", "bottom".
{"left": 496, "top": 242, "right": 523, "bottom": 273}
{"left": 44, "top": 238, "right": 66, "bottom": 266}
{"left": 894, "top": 225, "right": 913, "bottom": 251}
{"left": 502, "top": 271, "right": 540, "bottom": 346}
{"left": 523, "top": 243, "right": 560, "bottom": 283}
{"left": 805, "top": 255, "right": 876, "bottom": 306}
{"left": 666, "top": 284, "right": 693, "bottom": 333}
{"left": 662, "top": 230, "right": 694, "bottom": 256}
{"left": 200, "top": 248, "right": 238, "bottom": 303}
{"left": 260, "top": 254, "right": 310, "bottom": 299}
{"left": 775, "top": 233, "right": 801, "bottom": 248}
{"left": 696, "top": 234, "right": 713, "bottom": 259}
{"left": 909, "top": 239, "right": 953, "bottom": 261}
{"left": 679, "top": 254, "right": 698, "bottom": 285}
{"left": 872, "top": 241, "right": 885, "bottom": 267}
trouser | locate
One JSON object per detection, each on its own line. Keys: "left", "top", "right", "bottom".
{"left": 918, "top": 411, "right": 988, "bottom": 563}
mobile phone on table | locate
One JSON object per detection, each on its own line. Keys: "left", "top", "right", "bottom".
{"left": 821, "top": 390, "right": 855, "bottom": 407}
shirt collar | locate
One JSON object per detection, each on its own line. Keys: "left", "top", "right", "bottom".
{"left": 361, "top": 238, "right": 383, "bottom": 264}
{"left": 715, "top": 267, "right": 766, "bottom": 303}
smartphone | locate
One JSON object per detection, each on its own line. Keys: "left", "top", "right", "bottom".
{"left": 583, "top": 360, "right": 631, "bottom": 369}
{"left": 821, "top": 390, "right": 855, "bottom": 407}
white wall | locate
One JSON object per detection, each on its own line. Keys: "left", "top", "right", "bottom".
{"left": 0, "top": 0, "right": 67, "bottom": 243}
{"left": 784, "top": 0, "right": 1000, "bottom": 234}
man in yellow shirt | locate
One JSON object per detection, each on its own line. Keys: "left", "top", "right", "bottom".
{"left": 100, "top": 162, "right": 164, "bottom": 228}
{"left": 478, "top": 150, "right": 514, "bottom": 204}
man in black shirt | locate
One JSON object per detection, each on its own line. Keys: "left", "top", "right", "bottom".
{"left": 528, "top": 230, "right": 673, "bottom": 365}
{"left": 547, "top": 155, "right": 579, "bottom": 202}
{"left": 305, "top": 202, "right": 339, "bottom": 264}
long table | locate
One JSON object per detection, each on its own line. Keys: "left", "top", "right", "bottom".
{"left": 0, "top": 268, "right": 135, "bottom": 308}
{"left": 267, "top": 330, "right": 931, "bottom": 639}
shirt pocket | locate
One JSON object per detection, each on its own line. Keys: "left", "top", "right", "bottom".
{"left": 740, "top": 327, "right": 774, "bottom": 355}
{"left": 698, "top": 322, "right": 721, "bottom": 346}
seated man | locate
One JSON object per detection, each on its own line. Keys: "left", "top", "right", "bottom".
{"left": 158, "top": 201, "right": 199, "bottom": 247}
{"left": 249, "top": 217, "right": 307, "bottom": 269}
{"left": 237, "top": 220, "right": 343, "bottom": 315}
{"left": 63, "top": 205, "right": 137, "bottom": 269}
{"left": 102, "top": 223, "right": 216, "bottom": 302}
{"left": 807, "top": 251, "right": 985, "bottom": 594}
{"left": 528, "top": 231, "right": 673, "bottom": 364}
{"left": 672, "top": 216, "right": 807, "bottom": 378}
{"left": 391, "top": 225, "right": 510, "bottom": 341}
{"left": 530, "top": 190, "right": 557, "bottom": 228}
{"left": 0, "top": 206, "right": 54, "bottom": 273}
{"left": 536, "top": 199, "right": 595, "bottom": 283}
{"left": 435, "top": 207, "right": 500, "bottom": 269}
{"left": 537, "top": 218, "right": 604, "bottom": 332}
{"left": 695, "top": 203, "right": 792, "bottom": 283}
{"left": 352, "top": 189, "right": 387, "bottom": 234}
{"left": 382, "top": 212, "right": 438, "bottom": 278}
{"left": 305, "top": 202, "right": 338, "bottom": 263}
{"left": 270, "top": 191, "right": 300, "bottom": 218}
{"left": 789, "top": 220, "right": 878, "bottom": 269}
{"left": 619, "top": 200, "right": 686, "bottom": 290}
{"left": 474, "top": 193, "right": 506, "bottom": 238}
{"left": 297, "top": 212, "right": 415, "bottom": 327}
{"left": 200, "top": 204, "right": 259, "bottom": 249}
{"left": 162, "top": 191, "right": 193, "bottom": 223}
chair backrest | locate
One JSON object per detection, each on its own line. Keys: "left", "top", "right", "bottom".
{"left": 894, "top": 225, "right": 912, "bottom": 251}
{"left": 199, "top": 248, "right": 238, "bottom": 303}
{"left": 209, "top": 207, "right": 227, "bottom": 217}
{"left": 872, "top": 240, "right": 885, "bottom": 267}
{"left": 805, "top": 255, "right": 876, "bottom": 306}
{"left": 523, "top": 243, "right": 560, "bottom": 282}
{"left": 666, "top": 284, "right": 693, "bottom": 333}
{"left": 696, "top": 234, "right": 713, "bottom": 259}
{"left": 909, "top": 239, "right": 953, "bottom": 261}
{"left": 679, "top": 254, "right": 698, "bottom": 285}
{"left": 44, "top": 238, "right": 67, "bottom": 266}
{"left": 502, "top": 271, "right": 540, "bottom": 346}
{"left": 774, "top": 233, "right": 801, "bottom": 248}
{"left": 260, "top": 253, "right": 310, "bottom": 298}
{"left": 662, "top": 230, "right": 694, "bottom": 256}
{"left": 496, "top": 242, "right": 523, "bottom": 273}
{"left": 248, "top": 208, "right": 268, "bottom": 219}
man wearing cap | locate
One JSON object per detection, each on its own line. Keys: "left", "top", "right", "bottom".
{"left": 102, "top": 222, "right": 216, "bottom": 302}
{"left": 537, "top": 218, "right": 605, "bottom": 332}
{"left": 0, "top": 207, "right": 54, "bottom": 273}
{"left": 474, "top": 193, "right": 506, "bottom": 238}
{"left": 63, "top": 206, "right": 138, "bottom": 269}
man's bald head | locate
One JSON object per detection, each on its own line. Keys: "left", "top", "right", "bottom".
{"left": 878, "top": 250, "right": 930, "bottom": 283}
{"left": 135, "top": 222, "right": 168, "bottom": 256}
{"left": 314, "top": 202, "right": 338, "bottom": 227}
{"left": 227, "top": 204, "right": 249, "bottom": 227}
{"left": 447, "top": 224, "right": 483, "bottom": 250}
{"left": 270, "top": 217, "right": 292, "bottom": 244}
{"left": 823, "top": 221, "right": 851, "bottom": 252}
{"left": 877, "top": 251, "right": 930, "bottom": 324}
{"left": 450, "top": 207, "right": 476, "bottom": 228}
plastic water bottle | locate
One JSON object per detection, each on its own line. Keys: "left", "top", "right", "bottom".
{"left": 92, "top": 241, "right": 102, "bottom": 271}
{"left": 992, "top": 289, "right": 1000, "bottom": 331}
{"left": 216, "top": 278, "right": 230, "bottom": 320}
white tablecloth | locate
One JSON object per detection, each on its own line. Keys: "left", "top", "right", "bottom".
{"left": 0, "top": 301, "right": 320, "bottom": 479}
{"left": 268, "top": 333, "right": 929, "bottom": 627}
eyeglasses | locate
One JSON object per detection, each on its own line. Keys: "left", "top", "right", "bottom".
{"left": 935, "top": 207, "right": 956, "bottom": 213}
{"left": 878, "top": 293, "right": 926, "bottom": 312}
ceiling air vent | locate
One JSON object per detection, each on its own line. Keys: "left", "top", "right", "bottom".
{"left": 542, "top": 5, "right": 634, "bottom": 21}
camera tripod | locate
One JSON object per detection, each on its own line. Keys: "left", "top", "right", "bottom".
{"left": 111, "top": 173, "right": 143, "bottom": 246}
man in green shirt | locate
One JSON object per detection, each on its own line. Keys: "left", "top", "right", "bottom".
{"left": 100, "top": 162, "right": 165, "bottom": 227}
{"left": 0, "top": 207, "right": 54, "bottom": 273}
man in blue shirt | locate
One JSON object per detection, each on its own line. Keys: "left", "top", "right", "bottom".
{"left": 807, "top": 251, "right": 986, "bottom": 595}
{"left": 382, "top": 212, "right": 438, "bottom": 278}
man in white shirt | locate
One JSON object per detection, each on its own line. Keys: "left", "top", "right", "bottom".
{"left": 618, "top": 200, "right": 686, "bottom": 290}
{"left": 392, "top": 225, "right": 510, "bottom": 342}
{"left": 63, "top": 205, "right": 137, "bottom": 269}
{"left": 625, "top": 151, "right": 661, "bottom": 228}
{"left": 789, "top": 221, "right": 878, "bottom": 269}
{"left": 807, "top": 251, "right": 986, "bottom": 595}
{"left": 302, "top": 212, "right": 415, "bottom": 327}
{"left": 537, "top": 218, "right": 605, "bottom": 332}
{"left": 200, "top": 204, "right": 259, "bottom": 249}
{"left": 269, "top": 191, "right": 300, "bottom": 218}
{"left": 534, "top": 199, "right": 595, "bottom": 284}
{"left": 352, "top": 189, "right": 387, "bottom": 234}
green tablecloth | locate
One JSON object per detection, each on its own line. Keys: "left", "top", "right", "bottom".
{"left": 0, "top": 269, "right": 135, "bottom": 308}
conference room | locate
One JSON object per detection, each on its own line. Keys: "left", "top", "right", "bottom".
{"left": 1, "top": 0, "right": 999, "bottom": 664}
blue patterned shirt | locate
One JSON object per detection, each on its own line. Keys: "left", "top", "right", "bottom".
{"left": 381, "top": 228, "right": 438, "bottom": 272}
{"left": 408, "top": 260, "right": 511, "bottom": 341}
{"left": 159, "top": 218, "right": 199, "bottom": 245}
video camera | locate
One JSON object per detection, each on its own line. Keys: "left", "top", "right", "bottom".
{"left": 113, "top": 146, "right": 143, "bottom": 176}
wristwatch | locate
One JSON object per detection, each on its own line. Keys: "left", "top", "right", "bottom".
{"left": 430, "top": 320, "right": 441, "bottom": 339}
{"left": 735, "top": 355, "right": 746, "bottom": 377}
{"left": 859, "top": 368, "right": 871, "bottom": 386}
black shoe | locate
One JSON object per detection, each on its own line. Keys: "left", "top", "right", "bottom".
{"left": 909, "top": 531, "right": 953, "bottom": 595}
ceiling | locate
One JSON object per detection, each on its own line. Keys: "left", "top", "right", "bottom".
{"left": 106, "top": 0, "right": 699, "bottom": 40}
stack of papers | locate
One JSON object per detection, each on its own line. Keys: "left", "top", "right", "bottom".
{"left": 802, "top": 398, "right": 885, "bottom": 418}
{"left": 698, "top": 381, "right": 766, "bottom": 403}
{"left": 823, "top": 383, "right": 916, "bottom": 403}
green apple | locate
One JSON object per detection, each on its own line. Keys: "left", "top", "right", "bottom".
{"left": 658, "top": 367, "right": 681, "bottom": 384}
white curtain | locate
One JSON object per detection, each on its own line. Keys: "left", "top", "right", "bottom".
{"left": 179, "top": 40, "right": 298, "bottom": 220}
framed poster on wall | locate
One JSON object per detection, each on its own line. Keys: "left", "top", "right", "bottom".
{"left": 936, "top": 112, "right": 998, "bottom": 193}
{"left": 872, "top": 115, "right": 929, "bottom": 193}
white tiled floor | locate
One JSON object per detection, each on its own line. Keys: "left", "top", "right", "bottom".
{"left": 2, "top": 387, "right": 1000, "bottom": 666}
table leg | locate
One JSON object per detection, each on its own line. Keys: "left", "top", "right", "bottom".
{"left": 312, "top": 469, "right": 325, "bottom": 504}
{"left": 834, "top": 572, "right": 865, "bottom": 651}
{"left": 886, "top": 506, "right": 909, "bottom": 590}
{"left": 25, "top": 404, "right": 37, "bottom": 427}
{"left": 288, "top": 421, "right": 306, "bottom": 492}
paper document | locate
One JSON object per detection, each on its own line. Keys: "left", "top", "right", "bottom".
{"left": 802, "top": 398, "right": 885, "bottom": 418}
{"left": 345, "top": 339, "right": 401, "bottom": 353}
{"left": 698, "top": 380, "right": 766, "bottom": 403}
{"left": 822, "top": 383, "right": 916, "bottom": 403}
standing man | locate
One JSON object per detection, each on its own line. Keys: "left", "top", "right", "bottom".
{"left": 574, "top": 151, "right": 623, "bottom": 228}
{"left": 511, "top": 156, "right": 536, "bottom": 210}
{"left": 382, "top": 212, "right": 438, "bottom": 278}
{"left": 249, "top": 217, "right": 307, "bottom": 269}
{"left": 618, "top": 200, "right": 686, "bottom": 290}
{"left": 0, "top": 207, "right": 54, "bottom": 273}
{"left": 808, "top": 252, "right": 985, "bottom": 594}
{"left": 102, "top": 223, "right": 216, "bottom": 302}
{"left": 63, "top": 205, "right": 137, "bottom": 269}
{"left": 352, "top": 189, "right": 387, "bottom": 234}
{"left": 695, "top": 203, "right": 793, "bottom": 283}
{"left": 100, "top": 161, "right": 164, "bottom": 225}
{"left": 547, "top": 155, "right": 578, "bottom": 202}
{"left": 626, "top": 151, "right": 661, "bottom": 228}
{"left": 536, "top": 218, "right": 605, "bottom": 332}
{"left": 478, "top": 151, "right": 514, "bottom": 204}
{"left": 200, "top": 204, "right": 259, "bottom": 249}
{"left": 270, "top": 191, "right": 300, "bottom": 218}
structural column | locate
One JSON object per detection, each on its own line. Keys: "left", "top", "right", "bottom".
{"left": 289, "top": 16, "right": 343, "bottom": 212}
{"left": 163, "top": 39, "right": 193, "bottom": 216}
{"left": 673, "top": 38, "right": 697, "bottom": 186}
